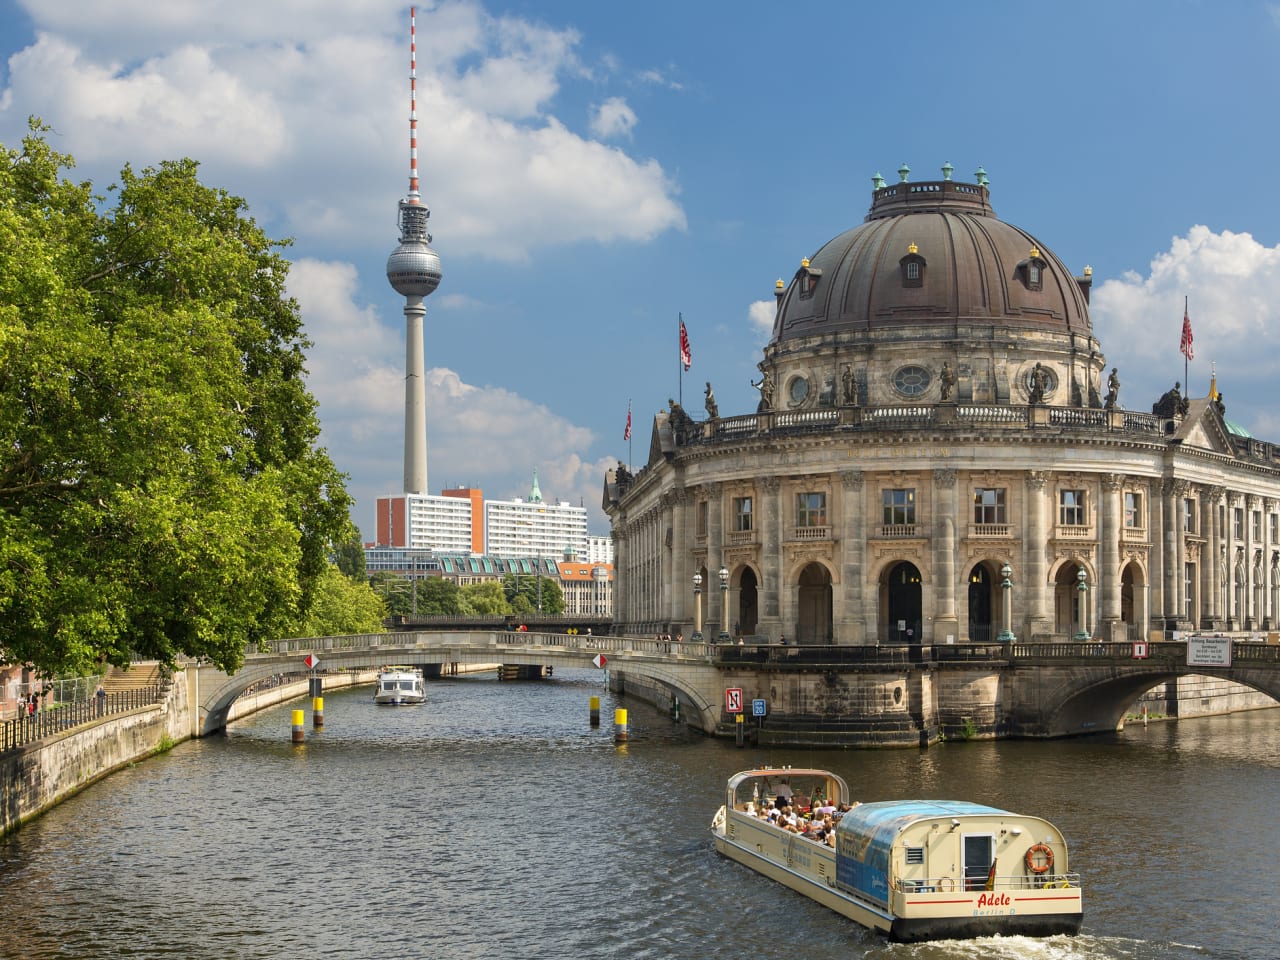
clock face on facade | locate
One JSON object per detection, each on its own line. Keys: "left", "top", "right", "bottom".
{"left": 892, "top": 364, "right": 931, "bottom": 397}
{"left": 788, "top": 375, "right": 810, "bottom": 405}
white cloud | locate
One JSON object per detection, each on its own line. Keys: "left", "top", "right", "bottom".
{"left": 589, "top": 96, "right": 636, "bottom": 140}
{"left": 0, "top": 0, "right": 685, "bottom": 263}
{"left": 748, "top": 299, "right": 776, "bottom": 339}
{"left": 1091, "top": 225, "right": 1280, "bottom": 436}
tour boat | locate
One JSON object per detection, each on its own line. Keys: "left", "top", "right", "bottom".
{"left": 373, "top": 668, "right": 426, "bottom": 705}
{"left": 710, "top": 767, "right": 1082, "bottom": 942}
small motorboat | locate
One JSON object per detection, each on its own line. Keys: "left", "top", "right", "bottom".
{"left": 373, "top": 668, "right": 426, "bottom": 705}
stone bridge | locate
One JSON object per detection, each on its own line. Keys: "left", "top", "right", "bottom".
{"left": 187, "top": 633, "right": 1280, "bottom": 745}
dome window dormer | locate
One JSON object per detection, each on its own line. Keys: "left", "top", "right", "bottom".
{"left": 795, "top": 258, "right": 823, "bottom": 301}
{"left": 1018, "top": 246, "right": 1048, "bottom": 292}
{"left": 900, "top": 242, "right": 926, "bottom": 289}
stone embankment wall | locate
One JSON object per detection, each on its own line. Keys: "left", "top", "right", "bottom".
{"left": 1, "top": 667, "right": 375, "bottom": 837}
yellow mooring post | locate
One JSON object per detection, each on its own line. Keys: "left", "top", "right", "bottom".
{"left": 313, "top": 696, "right": 324, "bottom": 729}
{"left": 291, "top": 709, "right": 305, "bottom": 743}
{"left": 589, "top": 695, "right": 600, "bottom": 727}
{"left": 614, "top": 707, "right": 628, "bottom": 743}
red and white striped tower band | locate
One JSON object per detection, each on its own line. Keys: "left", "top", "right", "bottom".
{"left": 386, "top": 6, "right": 443, "bottom": 496}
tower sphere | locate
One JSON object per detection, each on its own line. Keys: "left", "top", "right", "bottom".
{"left": 386, "top": 238, "right": 442, "bottom": 298}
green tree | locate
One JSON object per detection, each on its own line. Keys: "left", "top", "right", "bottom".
{"left": 501, "top": 571, "right": 564, "bottom": 616}
{"left": 413, "top": 576, "right": 460, "bottom": 615}
{"left": 332, "top": 533, "right": 367, "bottom": 580}
{"left": 369, "top": 572, "right": 412, "bottom": 619}
{"left": 459, "top": 580, "right": 510, "bottom": 616}
{"left": 293, "top": 565, "right": 386, "bottom": 637}
{"left": 0, "top": 121, "right": 351, "bottom": 674}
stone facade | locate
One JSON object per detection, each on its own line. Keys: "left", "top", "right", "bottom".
{"left": 604, "top": 170, "right": 1280, "bottom": 647}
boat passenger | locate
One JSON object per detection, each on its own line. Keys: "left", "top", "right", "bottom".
{"left": 774, "top": 778, "right": 793, "bottom": 803}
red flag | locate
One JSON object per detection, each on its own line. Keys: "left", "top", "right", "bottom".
{"left": 623, "top": 402, "right": 632, "bottom": 441}
{"left": 1180, "top": 304, "right": 1194, "bottom": 361}
{"left": 679, "top": 318, "right": 692, "bottom": 370}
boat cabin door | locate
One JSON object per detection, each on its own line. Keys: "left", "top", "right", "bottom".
{"left": 962, "top": 833, "right": 995, "bottom": 891}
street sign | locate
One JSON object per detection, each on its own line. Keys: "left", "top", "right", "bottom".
{"left": 303, "top": 654, "right": 319, "bottom": 669}
{"left": 752, "top": 698, "right": 767, "bottom": 717}
{"left": 1131, "top": 641, "right": 1149, "bottom": 659}
{"left": 725, "top": 687, "right": 743, "bottom": 713}
{"left": 592, "top": 653, "right": 608, "bottom": 669}
{"left": 1187, "top": 635, "right": 1232, "bottom": 667}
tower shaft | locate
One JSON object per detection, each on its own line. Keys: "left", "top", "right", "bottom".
{"left": 403, "top": 297, "right": 428, "bottom": 494}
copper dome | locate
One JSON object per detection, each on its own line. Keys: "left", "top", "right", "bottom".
{"left": 771, "top": 175, "right": 1092, "bottom": 345}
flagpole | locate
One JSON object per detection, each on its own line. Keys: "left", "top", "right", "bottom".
{"left": 627, "top": 398, "right": 632, "bottom": 472}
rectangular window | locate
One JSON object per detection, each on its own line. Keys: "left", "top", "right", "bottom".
{"left": 1184, "top": 562, "right": 1196, "bottom": 620}
{"left": 973, "top": 488, "right": 1006, "bottom": 524}
{"left": 695, "top": 501, "right": 708, "bottom": 537}
{"left": 1271, "top": 514, "right": 1278, "bottom": 545}
{"left": 883, "top": 488, "right": 916, "bottom": 525}
{"left": 1125, "top": 491, "right": 1143, "bottom": 528}
{"left": 733, "top": 496, "right": 753, "bottom": 533}
{"left": 1183, "top": 498, "right": 1196, "bottom": 534}
{"left": 796, "top": 492, "right": 827, "bottom": 527}
{"left": 1234, "top": 507, "right": 1244, "bottom": 541}
{"left": 1059, "top": 489, "right": 1086, "bottom": 526}
{"left": 1253, "top": 510, "right": 1263, "bottom": 542}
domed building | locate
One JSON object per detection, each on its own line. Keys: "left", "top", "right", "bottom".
{"left": 604, "top": 165, "right": 1280, "bottom": 647}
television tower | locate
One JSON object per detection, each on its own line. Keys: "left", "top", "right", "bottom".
{"left": 386, "top": 5, "right": 442, "bottom": 495}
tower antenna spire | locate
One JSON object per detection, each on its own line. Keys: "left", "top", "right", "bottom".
{"left": 408, "top": 5, "right": 419, "bottom": 201}
{"left": 387, "top": 5, "right": 442, "bottom": 496}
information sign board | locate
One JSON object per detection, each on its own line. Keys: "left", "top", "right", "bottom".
{"left": 725, "top": 687, "right": 743, "bottom": 714}
{"left": 752, "top": 698, "right": 767, "bottom": 717}
{"left": 1186, "top": 636, "right": 1233, "bottom": 667}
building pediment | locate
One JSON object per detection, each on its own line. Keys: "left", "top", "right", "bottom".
{"left": 1172, "top": 398, "right": 1235, "bottom": 455}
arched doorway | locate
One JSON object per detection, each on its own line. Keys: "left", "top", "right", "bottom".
{"left": 967, "top": 563, "right": 995, "bottom": 642}
{"left": 1054, "top": 563, "right": 1089, "bottom": 638}
{"left": 1120, "top": 561, "right": 1146, "bottom": 639}
{"left": 736, "top": 567, "right": 759, "bottom": 638}
{"left": 884, "top": 561, "right": 922, "bottom": 643}
{"left": 796, "top": 562, "right": 833, "bottom": 643}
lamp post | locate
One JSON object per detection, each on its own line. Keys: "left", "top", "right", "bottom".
{"left": 1073, "top": 567, "right": 1091, "bottom": 641}
{"left": 717, "top": 567, "right": 731, "bottom": 642}
{"left": 691, "top": 571, "right": 704, "bottom": 642}
{"left": 996, "top": 562, "right": 1016, "bottom": 643}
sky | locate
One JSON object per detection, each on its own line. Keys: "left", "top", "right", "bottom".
{"left": 3, "top": 1, "right": 1280, "bottom": 542}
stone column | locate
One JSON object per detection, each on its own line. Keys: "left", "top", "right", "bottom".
{"left": 1266, "top": 498, "right": 1277, "bottom": 629}
{"left": 612, "top": 524, "right": 628, "bottom": 630}
{"left": 759, "top": 476, "right": 783, "bottom": 638}
{"left": 706, "top": 482, "right": 724, "bottom": 635}
{"left": 1024, "top": 472, "right": 1051, "bottom": 637}
{"left": 1200, "top": 486, "right": 1220, "bottom": 628}
{"left": 933, "top": 468, "right": 958, "bottom": 644}
{"left": 1246, "top": 495, "right": 1260, "bottom": 630}
{"left": 839, "top": 470, "right": 866, "bottom": 644}
{"left": 1100, "top": 473, "right": 1123, "bottom": 640}
{"left": 1161, "top": 479, "right": 1179, "bottom": 628}
{"left": 1226, "top": 493, "right": 1240, "bottom": 627}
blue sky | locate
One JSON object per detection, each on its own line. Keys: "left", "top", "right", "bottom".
{"left": 3, "top": 1, "right": 1280, "bottom": 541}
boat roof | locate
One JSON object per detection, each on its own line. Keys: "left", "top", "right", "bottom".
{"left": 726, "top": 768, "right": 849, "bottom": 793}
{"left": 840, "top": 800, "right": 1016, "bottom": 830}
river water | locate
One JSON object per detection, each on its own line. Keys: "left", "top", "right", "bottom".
{"left": 2, "top": 670, "right": 1277, "bottom": 960}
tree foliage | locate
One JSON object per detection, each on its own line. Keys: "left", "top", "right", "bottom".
{"left": 501, "top": 572, "right": 564, "bottom": 616}
{"left": 293, "top": 565, "right": 386, "bottom": 638}
{"left": 458, "top": 580, "right": 509, "bottom": 616}
{"left": 0, "top": 121, "right": 351, "bottom": 674}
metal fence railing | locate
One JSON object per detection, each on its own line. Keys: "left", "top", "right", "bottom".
{"left": 1, "top": 685, "right": 165, "bottom": 753}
